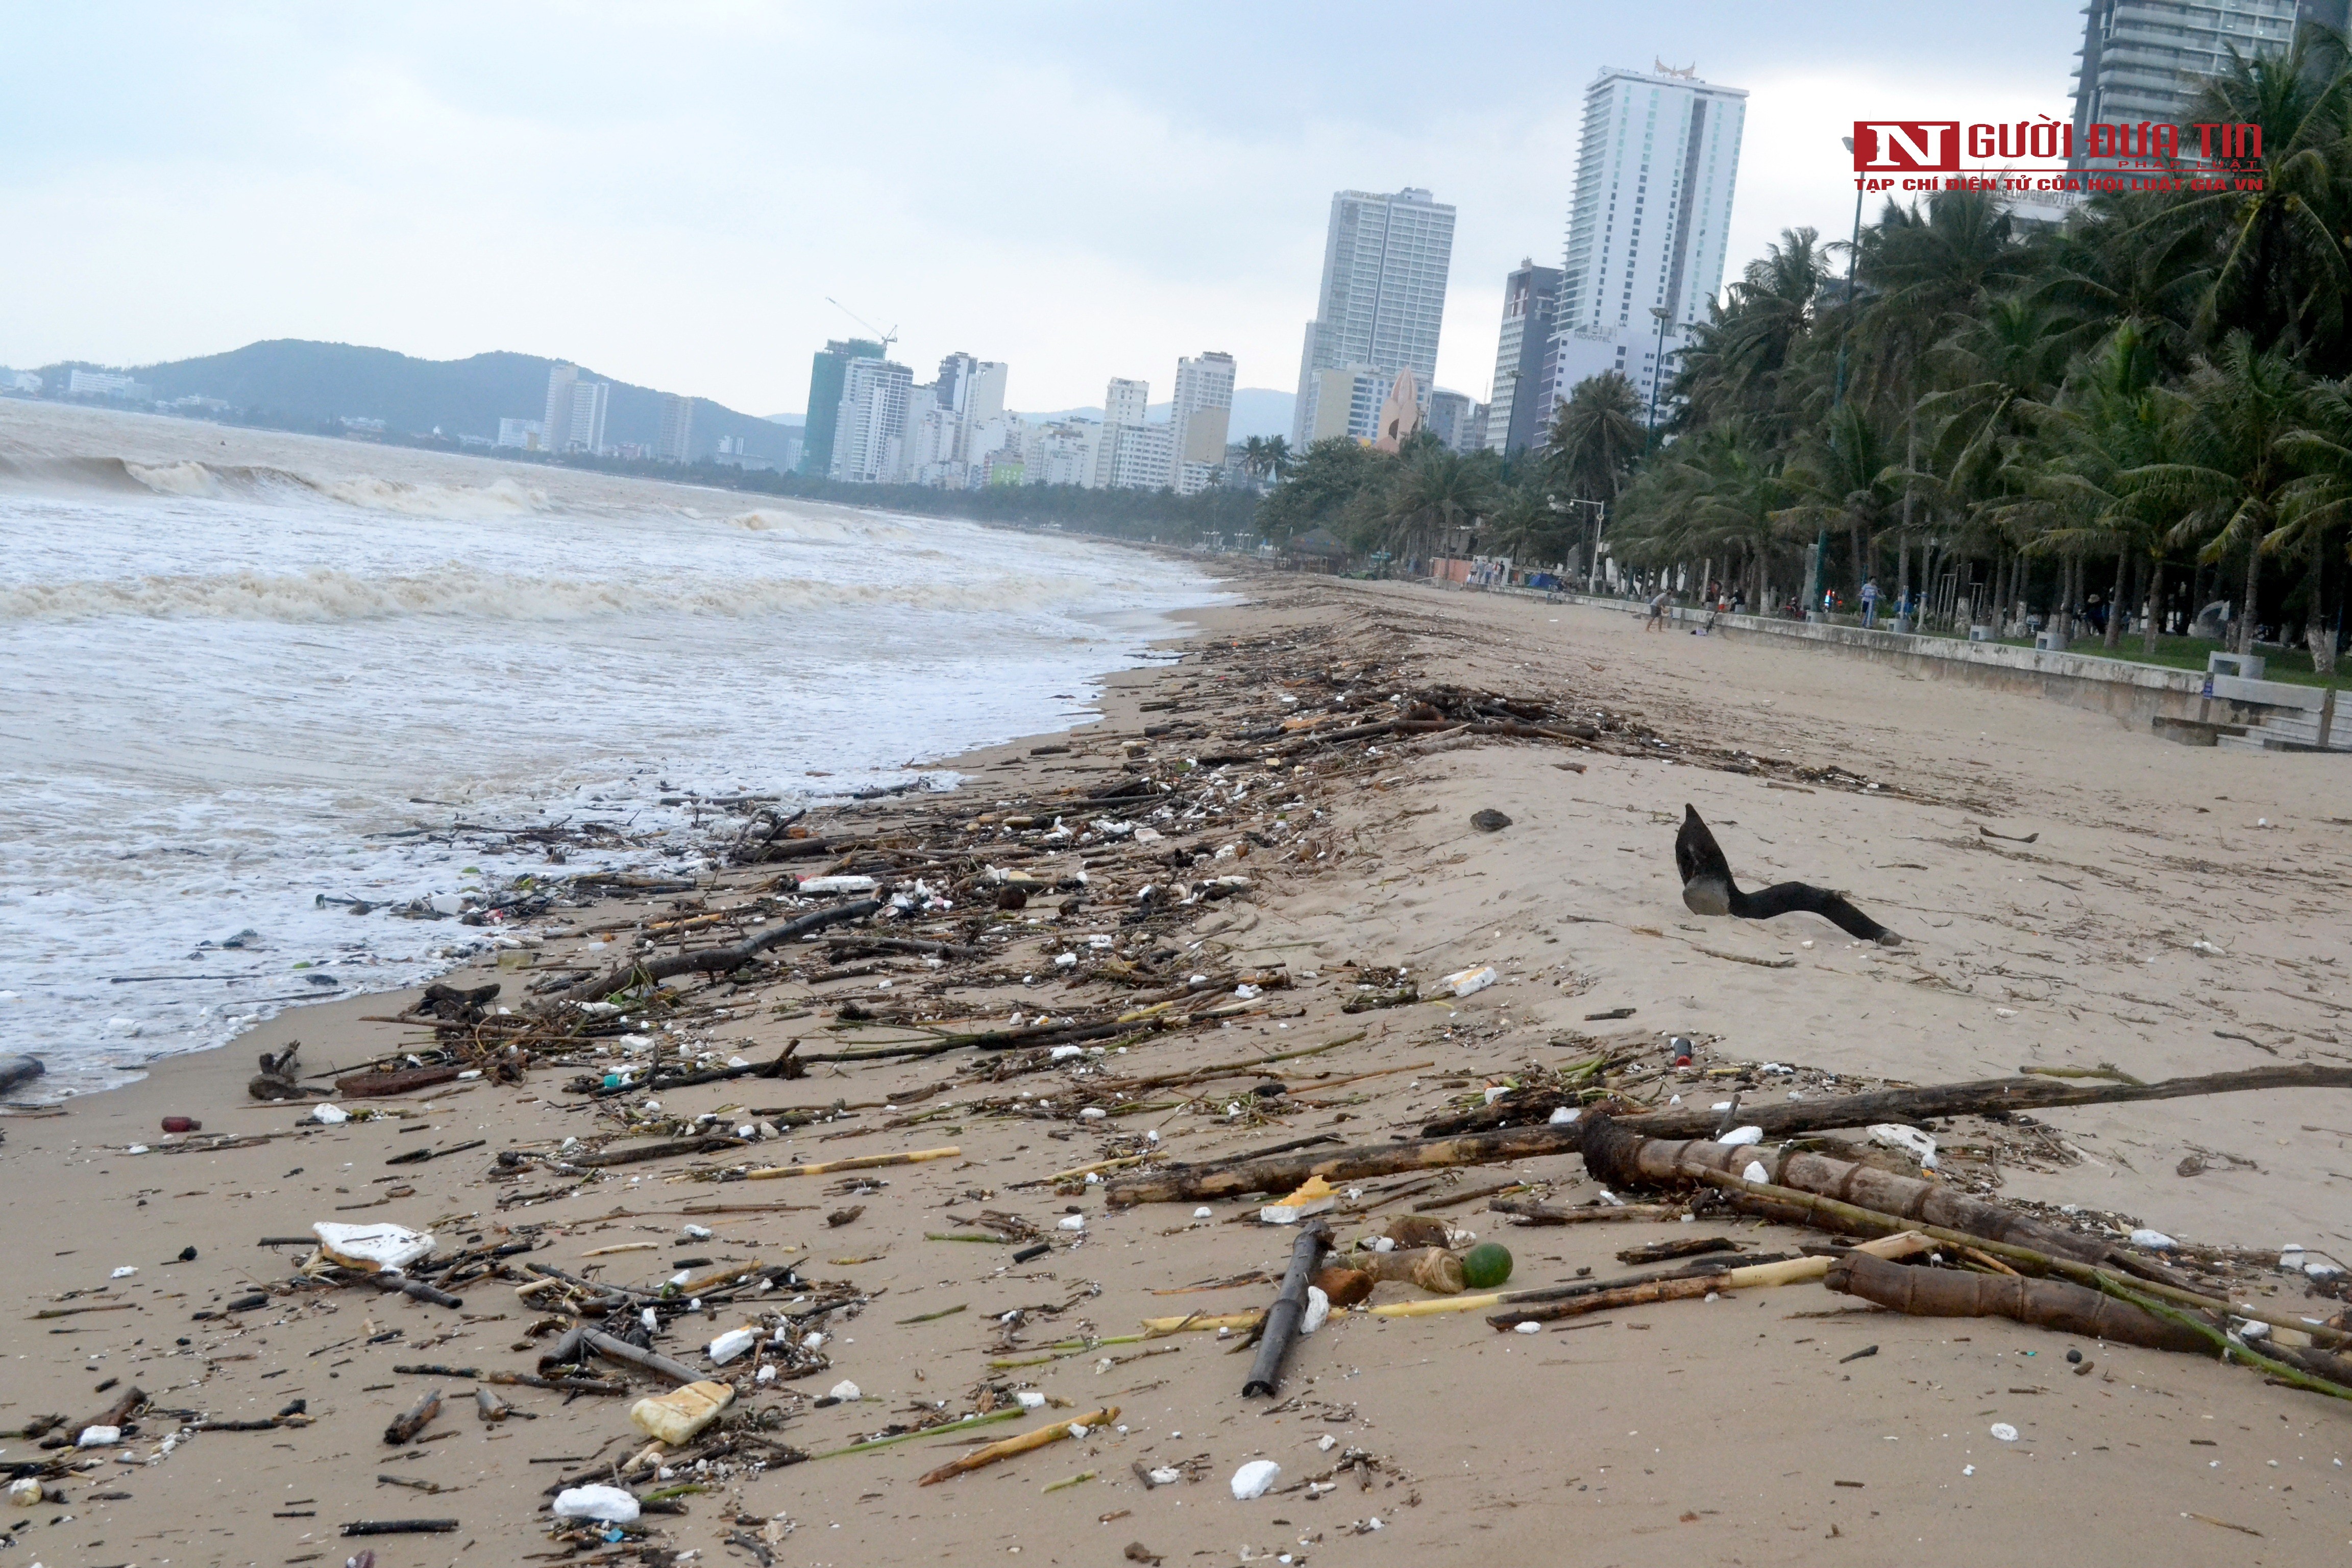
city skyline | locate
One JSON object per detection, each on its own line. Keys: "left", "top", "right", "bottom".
{"left": 2, "top": 4, "right": 2088, "bottom": 416}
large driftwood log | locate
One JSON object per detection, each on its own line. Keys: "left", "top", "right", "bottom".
{"left": 1825, "top": 1250, "right": 2208, "bottom": 1351}
{"left": 1104, "top": 1064, "right": 2352, "bottom": 1206}
{"left": 556, "top": 897, "right": 884, "bottom": 1005}
{"left": 1578, "top": 1113, "right": 2119, "bottom": 1266}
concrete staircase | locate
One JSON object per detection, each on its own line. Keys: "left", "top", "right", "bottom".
{"left": 2218, "top": 704, "right": 2352, "bottom": 751}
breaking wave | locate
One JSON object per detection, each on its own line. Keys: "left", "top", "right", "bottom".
{"left": 0, "top": 455, "right": 550, "bottom": 518}
{"left": 0, "top": 563, "right": 1098, "bottom": 623}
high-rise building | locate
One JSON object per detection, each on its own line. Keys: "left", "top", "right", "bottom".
{"left": 1290, "top": 187, "right": 1456, "bottom": 449}
{"left": 542, "top": 363, "right": 610, "bottom": 454}
{"left": 1104, "top": 421, "right": 1177, "bottom": 491}
{"left": 2071, "top": 0, "right": 2322, "bottom": 166}
{"left": 831, "top": 357, "right": 913, "bottom": 483}
{"left": 799, "top": 338, "right": 884, "bottom": 477}
{"left": 1302, "top": 363, "right": 1390, "bottom": 445}
{"left": 1485, "top": 260, "right": 1564, "bottom": 455}
{"left": 1103, "top": 377, "right": 1149, "bottom": 427}
{"left": 497, "top": 417, "right": 544, "bottom": 450}
{"left": 542, "top": 363, "right": 576, "bottom": 450}
{"left": 1170, "top": 351, "right": 1237, "bottom": 496}
{"left": 923, "top": 352, "right": 1011, "bottom": 484}
{"left": 657, "top": 394, "right": 696, "bottom": 463}
{"left": 1549, "top": 66, "right": 1747, "bottom": 429}
{"left": 1026, "top": 420, "right": 1104, "bottom": 488}
{"left": 1426, "top": 388, "right": 1483, "bottom": 454}
{"left": 1095, "top": 377, "right": 1159, "bottom": 488}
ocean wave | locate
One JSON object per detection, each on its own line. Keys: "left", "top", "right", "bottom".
{"left": 0, "top": 455, "right": 550, "bottom": 518}
{"left": 726, "top": 507, "right": 913, "bottom": 544}
{"left": 0, "top": 563, "right": 1102, "bottom": 623}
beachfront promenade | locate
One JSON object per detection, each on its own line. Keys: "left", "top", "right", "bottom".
{"left": 1431, "top": 577, "right": 2346, "bottom": 753}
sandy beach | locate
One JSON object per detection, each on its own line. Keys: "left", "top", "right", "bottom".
{"left": 5, "top": 540, "right": 2350, "bottom": 1567}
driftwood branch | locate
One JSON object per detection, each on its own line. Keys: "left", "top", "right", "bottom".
{"left": 1106, "top": 1065, "right": 2352, "bottom": 1205}
{"left": 383, "top": 1388, "right": 441, "bottom": 1445}
{"left": 556, "top": 897, "right": 884, "bottom": 1005}
{"left": 1490, "top": 1198, "right": 1684, "bottom": 1226}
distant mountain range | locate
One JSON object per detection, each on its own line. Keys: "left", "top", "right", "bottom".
{"left": 30, "top": 340, "right": 799, "bottom": 463}
{"left": 1024, "top": 387, "right": 1294, "bottom": 443}
{"left": 26, "top": 338, "right": 1296, "bottom": 459}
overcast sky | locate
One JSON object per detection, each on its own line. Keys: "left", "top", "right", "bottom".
{"left": 2, "top": 3, "right": 2083, "bottom": 416}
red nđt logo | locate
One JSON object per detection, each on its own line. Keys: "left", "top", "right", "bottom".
{"left": 1851, "top": 121, "right": 1962, "bottom": 172}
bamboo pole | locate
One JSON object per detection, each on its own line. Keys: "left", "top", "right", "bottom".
{"left": 916, "top": 1406, "right": 1119, "bottom": 1486}
{"left": 1683, "top": 1163, "right": 2352, "bottom": 1350}
{"left": 2092, "top": 1275, "right": 2352, "bottom": 1403}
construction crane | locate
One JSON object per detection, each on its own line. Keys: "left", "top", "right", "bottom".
{"left": 825, "top": 298, "right": 898, "bottom": 359}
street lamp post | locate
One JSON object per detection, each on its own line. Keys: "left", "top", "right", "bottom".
{"left": 1565, "top": 497, "right": 1605, "bottom": 590}
{"left": 1806, "top": 137, "right": 1868, "bottom": 621}
{"left": 1645, "top": 305, "right": 1672, "bottom": 448}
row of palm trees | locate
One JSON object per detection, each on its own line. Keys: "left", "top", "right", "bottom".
{"left": 1603, "top": 30, "right": 2352, "bottom": 667}
{"left": 1251, "top": 372, "right": 1646, "bottom": 566}
{"left": 1250, "top": 30, "right": 2352, "bottom": 671}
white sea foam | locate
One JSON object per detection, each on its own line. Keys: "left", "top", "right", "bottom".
{"left": 0, "top": 446, "right": 1218, "bottom": 1093}
{"left": 0, "top": 563, "right": 1102, "bottom": 622}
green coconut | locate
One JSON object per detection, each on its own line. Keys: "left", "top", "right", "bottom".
{"left": 1459, "top": 1241, "right": 1513, "bottom": 1290}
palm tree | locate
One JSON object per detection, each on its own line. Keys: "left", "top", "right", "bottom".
{"left": 1382, "top": 445, "right": 1496, "bottom": 560}
{"left": 1240, "top": 435, "right": 1269, "bottom": 482}
{"left": 1683, "top": 423, "right": 1798, "bottom": 608}
{"left": 2121, "top": 333, "right": 2309, "bottom": 654}
{"left": 2015, "top": 322, "right": 2173, "bottom": 650}
{"left": 1777, "top": 402, "right": 1903, "bottom": 602}
{"left": 1544, "top": 372, "right": 1646, "bottom": 504}
{"left": 1261, "top": 435, "right": 1294, "bottom": 482}
{"left": 2033, "top": 189, "right": 2210, "bottom": 372}
{"left": 2176, "top": 29, "right": 2352, "bottom": 371}
{"left": 1679, "top": 227, "right": 1830, "bottom": 436}
{"left": 2274, "top": 376, "right": 2352, "bottom": 675}
{"left": 1486, "top": 478, "right": 1569, "bottom": 567}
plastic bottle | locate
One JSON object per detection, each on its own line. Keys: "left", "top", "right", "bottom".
{"left": 626, "top": 1380, "right": 735, "bottom": 1445}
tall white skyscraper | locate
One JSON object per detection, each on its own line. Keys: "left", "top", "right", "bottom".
{"left": 657, "top": 394, "right": 695, "bottom": 462}
{"left": 1548, "top": 66, "right": 1746, "bottom": 427}
{"left": 1170, "top": 351, "right": 1236, "bottom": 496}
{"left": 1095, "top": 376, "right": 1160, "bottom": 489}
{"left": 1290, "top": 187, "right": 1456, "bottom": 448}
{"left": 1102, "top": 377, "right": 1149, "bottom": 427}
{"left": 831, "top": 357, "right": 913, "bottom": 483}
{"left": 541, "top": 364, "right": 610, "bottom": 455}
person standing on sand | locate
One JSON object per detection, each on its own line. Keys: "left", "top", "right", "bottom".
{"left": 1647, "top": 590, "right": 1667, "bottom": 630}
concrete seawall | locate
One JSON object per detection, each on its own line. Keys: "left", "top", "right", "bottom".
{"left": 1461, "top": 582, "right": 2327, "bottom": 733}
